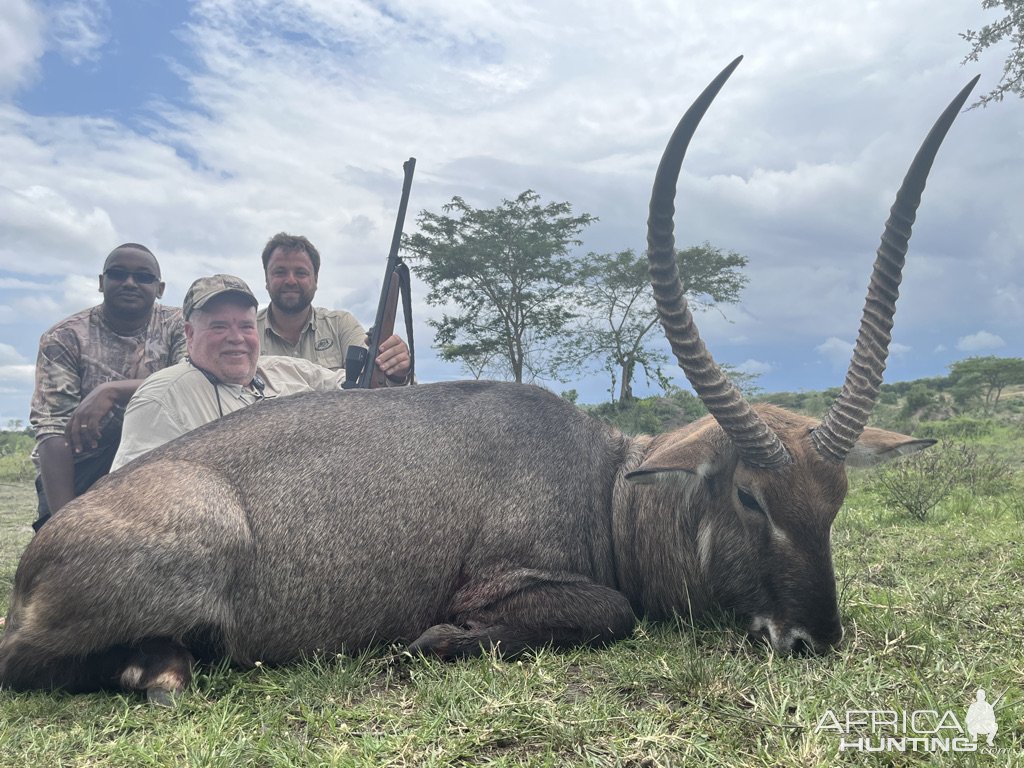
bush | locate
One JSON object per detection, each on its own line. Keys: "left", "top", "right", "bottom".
{"left": 915, "top": 417, "right": 996, "bottom": 440}
{"left": 0, "top": 452, "right": 35, "bottom": 483}
{"left": 0, "top": 432, "right": 35, "bottom": 483}
{"left": 874, "top": 450, "right": 958, "bottom": 522}
{"left": 872, "top": 441, "right": 1015, "bottom": 522}
{"left": 588, "top": 390, "right": 707, "bottom": 435}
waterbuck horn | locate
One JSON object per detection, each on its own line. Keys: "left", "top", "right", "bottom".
{"left": 811, "top": 75, "right": 980, "bottom": 463}
{"left": 647, "top": 56, "right": 791, "bottom": 469}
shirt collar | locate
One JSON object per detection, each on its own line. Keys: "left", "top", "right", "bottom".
{"left": 266, "top": 304, "right": 316, "bottom": 338}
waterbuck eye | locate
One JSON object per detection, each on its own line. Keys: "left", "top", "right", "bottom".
{"left": 737, "top": 487, "right": 764, "bottom": 514}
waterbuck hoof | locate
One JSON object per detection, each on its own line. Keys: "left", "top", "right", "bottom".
{"left": 407, "top": 624, "right": 463, "bottom": 659}
{"left": 146, "top": 686, "right": 182, "bottom": 707}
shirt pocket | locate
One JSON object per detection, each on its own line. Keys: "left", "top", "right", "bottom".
{"left": 312, "top": 337, "right": 346, "bottom": 370}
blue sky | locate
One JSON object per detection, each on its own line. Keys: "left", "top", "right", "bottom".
{"left": 1, "top": 0, "right": 1022, "bottom": 425}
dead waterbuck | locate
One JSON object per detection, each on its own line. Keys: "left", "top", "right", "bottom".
{"left": 0, "top": 59, "right": 976, "bottom": 701}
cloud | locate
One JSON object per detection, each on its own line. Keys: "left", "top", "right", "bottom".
{"left": 0, "top": 0, "right": 45, "bottom": 94}
{"left": 816, "top": 337, "right": 853, "bottom": 369}
{"left": 0, "top": 0, "right": 110, "bottom": 96}
{"left": 956, "top": 331, "right": 1006, "bottom": 353}
{"left": 735, "top": 358, "right": 774, "bottom": 376}
{"left": 0, "top": 343, "right": 29, "bottom": 366}
{"left": 0, "top": 185, "right": 117, "bottom": 275}
{"left": 815, "top": 338, "right": 910, "bottom": 370}
{"left": 49, "top": 0, "right": 110, "bottom": 65}
{"left": 889, "top": 342, "right": 911, "bottom": 358}
{"left": 0, "top": 364, "right": 34, "bottom": 383}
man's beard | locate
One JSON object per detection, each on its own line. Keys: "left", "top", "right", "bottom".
{"left": 273, "top": 290, "right": 313, "bottom": 314}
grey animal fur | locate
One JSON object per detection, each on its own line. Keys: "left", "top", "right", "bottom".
{"left": 0, "top": 381, "right": 923, "bottom": 693}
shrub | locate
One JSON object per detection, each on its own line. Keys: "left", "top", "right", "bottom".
{"left": 872, "top": 441, "right": 1015, "bottom": 522}
{"left": 916, "top": 417, "right": 995, "bottom": 440}
{"left": 0, "top": 452, "right": 35, "bottom": 484}
{"left": 874, "top": 450, "right": 958, "bottom": 522}
{"left": 588, "top": 391, "right": 707, "bottom": 435}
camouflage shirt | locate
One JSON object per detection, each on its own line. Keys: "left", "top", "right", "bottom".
{"left": 30, "top": 303, "right": 186, "bottom": 462}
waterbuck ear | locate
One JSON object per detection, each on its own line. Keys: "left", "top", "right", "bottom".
{"left": 843, "top": 427, "right": 936, "bottom": 469}
{"left": 625, "top": 422, "right": 733, "bottom": 484}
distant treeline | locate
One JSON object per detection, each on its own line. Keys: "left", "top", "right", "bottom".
{"left": 588, "top": 356, "right": 1024, "bottom": 436}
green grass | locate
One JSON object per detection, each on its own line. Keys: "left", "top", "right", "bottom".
{"left": 2, "top": 471, "right": 1022, "bottom": 766}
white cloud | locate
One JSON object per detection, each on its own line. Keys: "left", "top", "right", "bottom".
{"left": 815, "top": 338, "right": 910, "bottom": 370}
{"left": 889, "top": 342, "right": 911, "bottom": 358}
{"left": 0, "top": 0, "right": 45, "bottom": 94}
{"left": 0, "top": 184, "right": 117, "bottom": 275}
{"left": 816, "top": 337, "right": 854, "bottom": 369}
{"left": 0, "top": 276, "right": 51, "bottom": 290}
{"left": 0, "top": 0, "right": 110, "bottom": 96}
{"left": 735, "top": 358, "right": 774, "bottom": 376}
{"left": 0, "top": 343, "right": 29, "bottom": 366}
{"left": 0, "top": 364, "right": 34, "bottom": 383}
{"left": 49, "top": 0, "right": 110, "bottom": 65}
{"left": 956, "top": 331, "right": 1006, "bottom": 352}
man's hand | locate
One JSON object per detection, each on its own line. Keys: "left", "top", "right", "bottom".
{"left": 374, "top": 335, "right": 411, "bottom": 382}
{"left": 65, "top": 380, "right": 140, "bottom": 454}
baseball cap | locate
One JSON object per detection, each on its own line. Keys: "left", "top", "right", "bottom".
{"left": 182, "top": 274, "right": 258, "bottom": 320}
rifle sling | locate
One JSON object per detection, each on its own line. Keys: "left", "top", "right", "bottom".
{"left": 395, "top": 261, "right": 415, "bottom": 383}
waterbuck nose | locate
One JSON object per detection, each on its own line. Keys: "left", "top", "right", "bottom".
{"left": 748, "top": 616, "right": 844, "bottom": 655}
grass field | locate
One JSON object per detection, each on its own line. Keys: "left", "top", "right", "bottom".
{"left": 1, "top": 464, "right": 1022, "bottom": 766}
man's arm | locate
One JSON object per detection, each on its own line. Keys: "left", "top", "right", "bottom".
{"left": 31, "top": 330, "right": 84, "bottom": 514}
{"left": 36, "top": 436, "right": 76, "bottom": 513}
{"left": 65, "top": 379, "right": 146, "bottom": 455}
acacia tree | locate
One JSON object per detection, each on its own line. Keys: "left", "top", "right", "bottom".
{"left": 569, "top": 243, "right": 748, "bottom": 402}
{"left": 948, "top": 356, "right": 1024, "bottom": 413}
{"left": 962, "top": 0, "right": 1024, "bottom": 106}
{"left": 404, "top": 190, "right": 595, "bottom": 383}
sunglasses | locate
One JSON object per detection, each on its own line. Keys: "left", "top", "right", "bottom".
{"left": 103, "top": 268, "right": 160, "bottom": 285}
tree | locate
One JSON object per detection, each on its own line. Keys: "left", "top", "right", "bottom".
{"left": 568, "top": 243, "right": 748, "bottom": 402}
{"left": 404, "top": 191, "right": 595, "bottom": 383}
{"left": 961, "top": 1, "right": 1024, "bottom": 107}
{"left": 948, "top": 356, "right": 1024, "bottom": 414}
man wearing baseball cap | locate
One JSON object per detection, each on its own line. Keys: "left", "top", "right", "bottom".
{"left": 111, "top": 274, "right": 347, "bottom": 470}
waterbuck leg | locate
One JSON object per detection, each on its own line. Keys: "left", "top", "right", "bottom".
{"left": 0, "top": 630, "right": 130, "bottom": 692}
{"left": 118, "top": 639, "right": 195, "bottom": 705}
{"left": 408, "top": 568, "right": 636, "bottom": 659}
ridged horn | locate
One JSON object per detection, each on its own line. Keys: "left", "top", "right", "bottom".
{"left": 647, "top": 56, "right": 791, "bottom": 470}
{"left": 812, "top": 76, "right": 980, "bottom": 462}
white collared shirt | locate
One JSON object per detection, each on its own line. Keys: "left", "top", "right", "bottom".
{"left": 111, "top": 356, "right": 345, "bottom": 470}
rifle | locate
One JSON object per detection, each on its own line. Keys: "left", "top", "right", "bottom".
{"left": 343, "top": 158, "right": 416, "bottom": 389}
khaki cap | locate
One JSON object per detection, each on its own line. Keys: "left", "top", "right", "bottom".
{"left": 182, "top": 274, "right": 258, "bottom": 320}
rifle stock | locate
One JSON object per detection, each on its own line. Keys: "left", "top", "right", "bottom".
{"left": 345, "top": 158, "right": 416, "bottom": 389}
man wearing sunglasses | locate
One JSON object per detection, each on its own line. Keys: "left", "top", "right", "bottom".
{"left": 29, "top": 243, "right": 185, "bottom": 530}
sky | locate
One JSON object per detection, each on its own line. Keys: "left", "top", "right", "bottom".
{"left": 0, "top": 0, "right": 1021, "bottom": 424}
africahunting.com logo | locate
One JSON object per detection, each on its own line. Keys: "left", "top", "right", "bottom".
{"left": 815, "top": 688, "right": 1002, "bottom": 754}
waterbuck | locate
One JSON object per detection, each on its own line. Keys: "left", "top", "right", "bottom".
{"left": 0, "top": 59, "right": 976, "bottom": 701}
